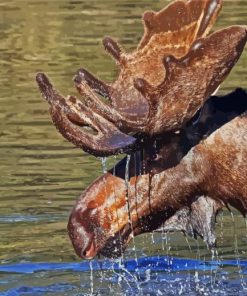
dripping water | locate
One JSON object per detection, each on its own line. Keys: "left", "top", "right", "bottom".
{"left": 164, "top": 233, "right": 171, "bottom": 258}
{"left": 124, "top": 155, "right": 131, "bottom": 193}
{"left": 194, "top": 270, "right": 201, "bottom": 294}
{"left": 245, "top": 216, "right": 247, "bottom": 232}
{"left": 110, "top": 155, "right": 131, "bottom": 291}
{"left": 95, "top": 255, "right": 104, "bottom": 285}
{"left": 210, "top": 248, "right": 216, "bottom": 288}
{"left": 101, "top": 157, "right": 107, "bottom": 173}
{"left": 100, "top": 155, "right": 142, "bottom": 293}
{"left": 89, "top": 260, "right": 94, "bottom": 295}
{"left": 213, "top": 249, "right": 221, "bottom": 288}
{"left": 161, "top": 223, "right": 165, "bottom": 251}
{"left": 195, "top": 240, "right": 204, "bottom": 292}
{"left": 113, "top": 155, "right": 117, "bottom": 175}
{"left": 124, "top": 155, "right": 138, "bottom": 262}
{"left": 163, "top": 233, "right": 173, "bottom": 290}
{"left": 184, "top": 235, "right": 192, "bottom": 253}
{"left": 112, "top": 155, "right": 124, "bottom": 261}
{"left": 230, "top": 211, "right": 246, "bottom": 290}
{"left": 88, "top": 157, "right": 108, "bottom": 290}
{"left": 124, "top": 155, "right": 136, "bottom": 242}
{"left": 124, "top": 154, "right": 142, "bottom": 294}
{"left": 92, "top": 156, "right": 108, "bottom": 286}
{"left": 244, "top": 216, "right": 247, "bottom": 251}
{"left": 124, "top": 155, "right": 132, "bottom": 227}
{"left": 111, "top": 258, "right": 133, "bottom": 292}
{"left": 218, "top": 211, "right": 224, "bottom": 247}
{"left": 183, "top": 235, "right": 192, "bottom": 291}
{"left": 117, "top": 257, "right": 142, "bottom": 294}
{"left": 215, "top": 211, "right": 224, "bottom": 288}
{"left": 194, "top": 239, "right": 200, "bottom": 260}
{"left": 150, "top": 140, "right": 157, "bottom": 245}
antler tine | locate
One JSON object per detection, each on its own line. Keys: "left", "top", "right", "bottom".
{"left": 96, "top": 0, "right": 223, "bottom": 122}
{"left": 38, "top": 1, "right": 245, "bottom": 152}
{"left": 74, "top": 70, "right": 147, "bottom": 132}
{"left": 133, "top": 78, "right": 159, "bottom": 120}
{"left": 75, "top": 68, "right": 112, "bottom": 99}
{"left": 73, "top": 70, "right": 119, "bottom": 122}
{"left": 133, "top": 78, "right": 153, "bottom": 98}
{"left": 197, "top": 0, "right": 223, "bottom": 37}
{"left": 36, "top": 73, "right": 136, "bottom": 156}
{"left": 138, "top": 25, "right": 247, "bottom": 134}
{"left": 52, "top": 97, "right": 136, "bottom": 156}
{"left": 68, "top": 0, "right": 223, "bottom": 128}
{"left": 102, "top": 36, "right": 126, "bottom": 65}
{"left": 139, "top": 0, "right": 222, "bottom": 50}
{"left": 36, "top": 72, "right": 68, "bottom": 109}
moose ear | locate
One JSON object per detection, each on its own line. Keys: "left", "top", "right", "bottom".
{"left": 142, "top": 25, "right": 247, "bottom": 134}
{"left": 138, "top": 0, "right": 222, "bottom": 51}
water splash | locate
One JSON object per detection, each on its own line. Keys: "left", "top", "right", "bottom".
{"left": 210, "top": 248, "right": 217, "bottom": 287}
{"left": 195, "top": 239, "right": 201, "bottom": 261}
{"left": 218, "top": 211, "right": 225, "bottom": 247}
{"left": 1, "top": 256, "right": 245, "bottom": 274}
{"left": 100, "top": 157, "right": 107, "bottom": 173}
{"left": 2, "top": 256, "right": 247, "bottom": 295}
{"left": 161, "top": 223, "right": 165, "bottom": 251}
{"left": 124, "top": 154, "right": 142, "bottom": 294}
{"left": 230, "top": 211, "right": 246, "bottom": 290}
{"left": 184, "top": 236, "right": 192, "bottom": 253}
{"left": 150, "top": 141, "right": 157, "bottom": 246}
{"left": 89, "top": 260, "right": 94, "bottom": 295}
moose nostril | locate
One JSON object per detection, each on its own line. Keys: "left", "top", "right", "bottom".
{"left": 81, "top": 241, "right": 97, "bottom": 259}
{"left": 82, "top": 249, "right": 93, "bottom": 259}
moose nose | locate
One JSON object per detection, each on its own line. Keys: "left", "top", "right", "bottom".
{"left": 81, "top": 241, "right": 97, "bottom": 259}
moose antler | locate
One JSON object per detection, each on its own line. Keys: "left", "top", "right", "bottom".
{"left": 36, "top": 73, "right": 136, "bottom": 156}
{"left": 135, "top": 26, "right": 247, "bottom": 133}
{"left": 97, "top": 0, "right": 223, "bottom": 115}
{"left": 36, "top": 0, "right": 247, "bottom": 156}
{"left": 84, "top": 0, "right": 222, "bottom": 115}
{"left": 35, "top": 0, "right": 247, "bottom": 259}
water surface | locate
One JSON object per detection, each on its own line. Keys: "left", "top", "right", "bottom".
{"left": 0, "top": 0, "right": 247, "bottom": 295}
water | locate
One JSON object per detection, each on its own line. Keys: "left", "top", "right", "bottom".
{"left": 1, "top": 256, "right": 247, "bottom": 295}
{"left": 0, "top": 0, "right": 247, "bottom": 295}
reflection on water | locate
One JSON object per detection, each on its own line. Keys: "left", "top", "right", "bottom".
{"left": 0, "top": 0, "right": 246, "bottom": 295}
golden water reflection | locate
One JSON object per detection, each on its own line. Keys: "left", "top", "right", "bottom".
{"left": 0, "top": 0, "right": 246, "bottom": 265}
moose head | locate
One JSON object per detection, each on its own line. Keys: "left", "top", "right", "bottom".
{"left": 67, "top": 112, "right": 247, "bottom": 258}
{"left": 36, "top": 0, "right": 247, "bottom": 259}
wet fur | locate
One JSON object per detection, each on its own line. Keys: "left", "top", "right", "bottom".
{"left": 68, "top": 89, "right": 247, "bottom": 258}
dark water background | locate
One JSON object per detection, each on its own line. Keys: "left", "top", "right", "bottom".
{"left": 0, "top": 0, "right": 247, "bottom": 295}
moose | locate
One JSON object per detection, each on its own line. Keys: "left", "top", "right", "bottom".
{"left": 36, "top": 0, "right": 247, "bottom": 259}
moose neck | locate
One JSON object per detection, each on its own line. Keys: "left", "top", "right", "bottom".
{"left": 133, "top": 147, "right": 209, "bottom": 224}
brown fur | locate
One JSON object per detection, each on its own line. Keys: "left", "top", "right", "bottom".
{"left": 35, "top": 0, "right": 247, "bottom": 259}
{"left": 67, "top": 114, "right": 247, "bottom": 258}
